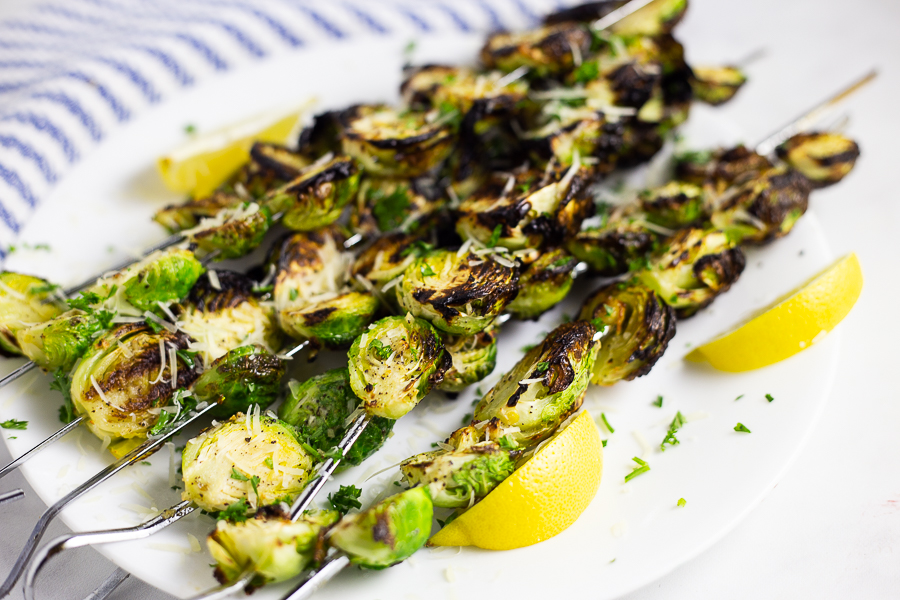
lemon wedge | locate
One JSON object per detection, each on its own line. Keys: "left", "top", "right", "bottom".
{"left": 157, "top": 102, "right": 312, "bottom": 198}
{"left": 428, "top": 410, "right": 603, "bottom": 550}
{"left": 686, "top": 253, "right": 862, "bottom": 372}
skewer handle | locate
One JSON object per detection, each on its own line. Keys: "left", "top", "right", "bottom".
{"left": 81, "top": 569, "right": 129, "bottom": 600}
{"left": 0, "top": 417, "right": 84, "bottom": 481}
{"left": 280, "top": 554, "right": 351, "bottom": 600}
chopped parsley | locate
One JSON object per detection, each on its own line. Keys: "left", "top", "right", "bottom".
{"left": 29, "top": 282, "right": 61, "bottom": 296}
{"left": 301, "top": 442, "right": 322, "bottom": 461}
{"left": 264, "top": 457, "right": 274, "bottom": 469}
{"left": 624, "top": 456, "right": 650, "bottom": 482}
{"left": 369, "top": 338, "right": 393, "bottom": 361}
{"left": 420, "top": 264, "right": 436, "bottom": 277}
{"left": 184, "top": 124, "right": 196, "bottom": 134}
{"left": 487, "top": 224, "right": 503, "bottom": 248}
{"left": 535, "top": 361, "right": 550, "bottom": 374}
{"left": 677, "top": 498, "right": 687, "bottom": 507}
{"left": 628, "top": 255, "right": 651, "bottom": 273}
{"left": 148, "top": 389, "right": 197, "bottom": 436}
{"left": 660, "top": 411, "right": 686, "bottom": 451}
{"left": 403, "top": 40, "right": 416, "bottom": 55}
{"left": 735, "top": 394, "right": 745, "bottom": 401}
{"left": 600, "top": 413, "right": 615, "bottom": 434}
{"left": 217, "top": 499, "right": 251, "bottom": 523}
{"left": 653, "top": 395, "right": 663, "bottom": 408}
{"left": 601, "top": 439, "right": 607, "bottom": 447}
{"left": 51, "top": 368, "right": 77, "bottom": 424}
{"left": 6, "top": 242, "right": 51, "bottom": 254}
{"left": 322, "top": 446, "right": 344, "bottom": 461}
{"left": 371, "top": 186, "right": 412, "bottom": 232}
{"left": 328, "top": 484, "right": 363, "bottom": 514}
{"left": 572, "top": 59, "right": 599, "bottom": 84}
{"left": 175, "top": 349, "right": 198, "bottom": 369}
{"left": 734, "top": 422, "right": 751, "bottom": 433}
{"left": 401, "top": 240, "right": 435, "bottom": 258}
{"left": 498, "top": 435, "right": 518, "bottom": 450}
{"left": 289, "top": 288, "right": 299, "bottom": 301}
{"left": 0, "top": 419, "right": 27, "bottom": 430}
{"left": 140, "top": 461, "right": 152, "bottom": 466}
{"left": 765, "top": 394, "right": 774, "bottom": 403}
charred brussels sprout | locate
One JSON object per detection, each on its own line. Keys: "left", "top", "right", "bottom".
{"left": 565, "top": 210, "right": 657, "bottom": 277}
{"left": 710, "top": 166, "right": 811, "bottom": 245}
{"left": 480, "top": 23, "right": 591, "bottom": 77}
{"left": 507, "top": 249, "right": 577, "bottom": 320}
{"left": 181, "top": 412, "right": 313, "bottom": 512}
{"left": 396, "top": 250, "right": 519, "bottom": 335}
{"left": 284, "top": 292, "right": 380, "bottom": 350}
{"left": 524, "top": 106, "right": 624, "bottom": 170}
{"left": 339, "top": 105, "right": 456, "bottom": 178}
{"left": 776, "top": 132, "right": 860, "bottom": 187}
{"left": 279, "top": 368, "right": 394, "bottom": 468}
{"left": 16, "top": 309, "right": 111, "bottom": 372}
{"left": 639, "top": 181, "right": 707, "bottom": 229}
{"left": 70, "top": 324, "right": 199, "bottom": 442}
{"left": 473, "top": 321, "right": 599, "bottom": 446}
{"left": 639, "top": 227, "right": 746, "bottom": 318}
{"left": 90, "top": 248, "right": 204, "bottom": 312}
{"left": 351, "top": 232, "right": 426, "bottom": 293}
{"left": 209, "top": 507, "right": 339, "bottom": 586}
{"left": 691, "top": 65, "right": 747, "bottom": 106}
{"left": 352, "top": 177, "right": 445, "bottom": 236}
{"left": 183, "top": 202, "right": 272, "bottom": 260}
{"left": 193, "top": 345, "right": 285, "bottom": 419}
{"left": 579, "top": 279, "right": 676, "bottom": 385}
{"left": 177, "top": 271, "right": 281, "bottom": 363}
{"left": 675, "top": 145, "right": 772, "bottom": 194}
{"left": 0, "top": 272, "right": 64, "bottom": 356}
{"left": 611, "top": 0, "right": 688, "bottom": 35}
{"left": 328, "top": 487, "right": 433, "bottom": 569}
{"left": 437, "top": 329, "right": 498, "bottom": 393}
{"left": 347, "top": 315, "right": 449, "bottom": 420}
{"left": 266, "top": 155, "right": 361, "bottom": 231}
{"left": 154, "top": 192, "right": 245, "bottom": 234}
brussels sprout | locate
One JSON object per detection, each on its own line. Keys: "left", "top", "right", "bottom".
{"left": 184, "top": 202, "right": 273, "bottom": 260}
{"left": 279, "top": 368, "right": 394, "bottom": 468}
{"left": 610, "top": 0, "right": 688, "bottom": 36}
{"left": 480, "top": 23, "right": 592, "bottom": 77}
{"left": 396, "top": 250, "right": 519, "bottom": 335}
{"left": 565, "top": 210, "right": 657, "bottom": 277}
{"left": 248, "top": 142, "right": 311, "bottom": 182}
{"left": 436, "top": 329, "right": 498, "bottom": 393}
{"left": 473, "top": 321, "right": 599, "bottom": 446}
{"left": 70, "top": 323, "right": 199, "bottom": 442}
{"left": 266, "top": 155, "right": 361, "bottom": 232}
{"left": 352, "top": 177, "right": 445, "bottom": 236}
{"left": 181, "top": 412, "right": 314, "bottom": 512}
{"left": 90, "top": 248, "right": 204, "bottom": 313}
{"left": 209, "top": 507, "right": 339, "bottom": 585}
{"left": 456, "top": 166, "right": 595, "bottom": 250}
{"left": 281, "top": 291, "right": 380, "bottom": 350}
{"left": 339, "top": 104, "right": 456, "bottom": 178}
{"left": 0, "top": 272, "right": 65, "bottom": 356}
{"left": 193, "top": 345, "right": 285, "bottom": 420}
{"left": 328, "top": 487, "right": 433, "bottom": 569}
{"left": 296, "top": 110, "right": 344, "bottom": 160}
{"left": 578, "top": 59, "right": 663, "bottom": 111}
{"left": 639, "top": 227, "right": 746, "bottom": 318}
{"left": 525, "top": 105, "right": 625, "bottom": 170}
{"left": 400, "top": 436, "right": 514, "bottom": 508}
{"left": 579, "top": 279, "right": 676, "bottom": 385}
{"left": 347, "top": 315, "right": 449, "bottom": 420}
{"left": 177, "top": 270, "right": 282, "bottom": 363}
{"left": 710, "top": 166, "right": 811, "bottom": 245}
{"left": 507, "top": 249, "right": 578, "bottom": 320}
{"left": 776, "top": 132, "right": 860, "bottom": 187}
{"left": 639, "top": 181, "right": 707, "bottom": 229}
{"left": 675, "top": 145, "right": 773, "bottom": 194}
{"left": 153, "top": 192, "right": 245, "bottom": 234}
{"left": 16, "top": 309, "right": 111, "bottom": 372}
{"left": 691, "top": 65, "right": 747, "bottom": 106}
{"left": 351, "top": 232, "right": 426, "bottom": 292}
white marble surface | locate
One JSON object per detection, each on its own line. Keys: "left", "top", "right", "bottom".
{"left": 2, "top": 0, "right": 899, "bottom": 598}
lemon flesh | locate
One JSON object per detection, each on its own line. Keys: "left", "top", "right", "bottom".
{"left": 686, "top": 253, "right": 862, "bottom": 372}
{"left": 429, "top": 410, "right": 603, "bottom": 550}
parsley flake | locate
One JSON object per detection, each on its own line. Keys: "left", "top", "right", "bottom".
{"left": 653, "top": 395, "right": 663, "bottom": 408}
{"left": 600, "top": 413, "right": 615, "bottom": 434}
{"left": 0, "top": 419, "right": 27, "bottom": 430}
{"left": 765, "top": 394, "right": 774, "bottom": 403}
{"left": 624, "top": 456, "right": 650, "bottom": 482}
{"left": 677, "top": 498, "right": 686, "bottom": 507}
{"left": 734, "top": 422, "right": 751, "bottom": 433}
{"left": 487, "top": 224, "right": 503, "bottom": 248}
{"left": 660, "top": 411, "right": 686, "bottom": 451}
{"left": 328, "top": 485, "right": 363, "bottom": 514}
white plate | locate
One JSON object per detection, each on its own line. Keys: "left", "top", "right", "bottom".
{"left": 0, "top": 33, "right": 838, "bottom": 600}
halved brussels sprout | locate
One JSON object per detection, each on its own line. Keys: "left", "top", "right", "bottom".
{"left": 639, "top": 181, "right": 707, "bottom": 229}
{"left": 710, "top": 166, "right": 811, "bottom": 245}
{"left": 183, "top": 202, "right": 272, "bottom": 260}
{"left": 776, "top": 132, "right": 860, "bottom": 187}
{"left": 296, "top": 110, "right": 344, "bottom": 160}
{"left": 396, "top": 250, "right": 519, "bottom": 335}
{"left": 70, "top": 324, "right": 199, "bottom": 442}
{"left": 400, "top": 434, "right": 514, "bottom": 508}
{"left": 339, "top": 105, "right": 456, "bottom": 178}
{"left": 209, "top": 507, "right": 339, "bottom": 586}
{"left": 266, "top": 155, "right": 361, "bottom": 231}
{"left": 352, "top": 177, "right": 445, "bottom": 236}
{"left": 565, "top": 209, "right": 657, "bottom": 277}
{"left": 473, "top": 321, "right": 599, "bottom": 446}
{"left": 281, "top": 291, "right": 380, "bottom": 350}
{"left": 278, "top": 368, "right": 394, "bottom": 468}
{"left": 610, "top": 0, "right": 688, "bottom": 36}
{"left": 456, "top": 166, "right": 595, "bottom": 250}
{"left": 639, "top": 227, "right": 746, "bottom": 318}
{"left": 351, "top": 232, "right": 425, "bottom": 293}
{"left": 507, "top": 249, "right": 578, "bottom": 320}
{"left": 182, "top": 412, "right": 313, "bottom": 512}
{"left": 347, "top": 315, "right": 449, "bottom": 420}
{"left": 16, "top": 309, "right": 111, "bottom": 372}
{"left": 193, "top": 345, "right": 285, "bottom": 420}
{"left": 525, "top": 105, "right": 625, "bottom": 169}
{"left": 153, "top": 192, "right": 245, "bottom": 234}
{"left": 691, "top": 65, "right": 747, "bottom": 106}
{"left": 436, "top": 328, "right": 498, "bottom": 393}
{"left": 579, "top": 278, "right": 676, "bottom": 385}
{"left": 328, "top": 487, "right": 433, "bottom": 569}
{"left": 226, "top": 142, "right": 312, "bottom": 200}
{"left": 480, "top": 23, "right": 592, "bottom": 77}
{"left": 675, "top": 145, "right": 773, "bottom": 194}
{"left": 0, "top": 272, "right": 65, "bottom": 356}
{"left": 177, "top": 270, "right": 281, "bottom": 364}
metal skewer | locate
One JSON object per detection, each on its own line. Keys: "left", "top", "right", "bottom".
{"left": 0, "top": 418, "right": 84, "bottom": 483}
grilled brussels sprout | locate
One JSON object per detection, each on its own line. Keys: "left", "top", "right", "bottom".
{"left": 16, "top": 309, "right": 111, "bottom": 372}
{"left": 279, "top": 368, "right": 395, "bottom": 468}
{"left": 436, "top": 329, "right": 498, "bottom": 393}
{"left": 507, "top": 249, "right": 578, "bottom": 320}
{"left": 675, "top": 145, "right": 772, "bottom": 194}
{"left": 351, "top": 232, "right": 425, "bottom": 293}
{"left": 183, "top": 202, "right": 272, "bottom": 260}
{"left": 710, "top": 166, "right": 811, "bottom": 245}
{"left": 691, "top": 65, "right": 747, "bottom": 106}
{"left": 352, "top": 177, "right": 445, "bottom": 236}
{"left": 182, "top": 413, "right": 314, "bottom": 512}
{"left": 400, "top": 433, "right": 514, "bottom": 508}
{"left": 639, "top": 181, "right": 707, "bottom": 229}
{"left": 154, "top": 192, "right": 245, "bottom": 234}
{"left": 473, "top": 321, "right": 599, "bottom": 446}
{"left": 525, "top": 106, "right": 625, "bottom": 169}
{"left": 339, "top": 105, "right": 456, "bottom": 178}
{"left": 209, "top": 507, "right": 339, "bottom": 586}
{"left": 776, "top": 132, "right": 860, "bottom": 187}
{"left": 296, "top": 110, "right": 344, "bottom": 160}
{"left": 0, "top": 272, "right": 64, "bottom": 356}
{"left": 396, "top": 250, "right": 519, "bottom": 335}
{"left": 177, "top": 271, "right": 281, "bottom": 363}
{"left": 266, "top": 155, "right": 361, "bottom": 231}
{"left": 639, "top": 227, "right": 745, "bottom": 318}
{"left": 480, "top": 23, "right": 591, "bottom": 77}
{"left": 193, "top": 345, "right": 285, "bottom": 420}
{"left": 579, "top": 279, "right": 676, "bottom": 385}
{"left": 347, "top": 315, "right": 449, "bottom": 420}
{"left": 70, "top": 324, "right": 199, "bottom": 442}
{"left": 456, "top": 166, "right": 595, "bottom": 250}
{"left": 328, "top": 487, "right": 433, "bottom": 569}
{"left": 565, "top": 209, "right": 657, "bottom": 277}
{"left": 610, "top": 0, "right": 688, "bottom": 36}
